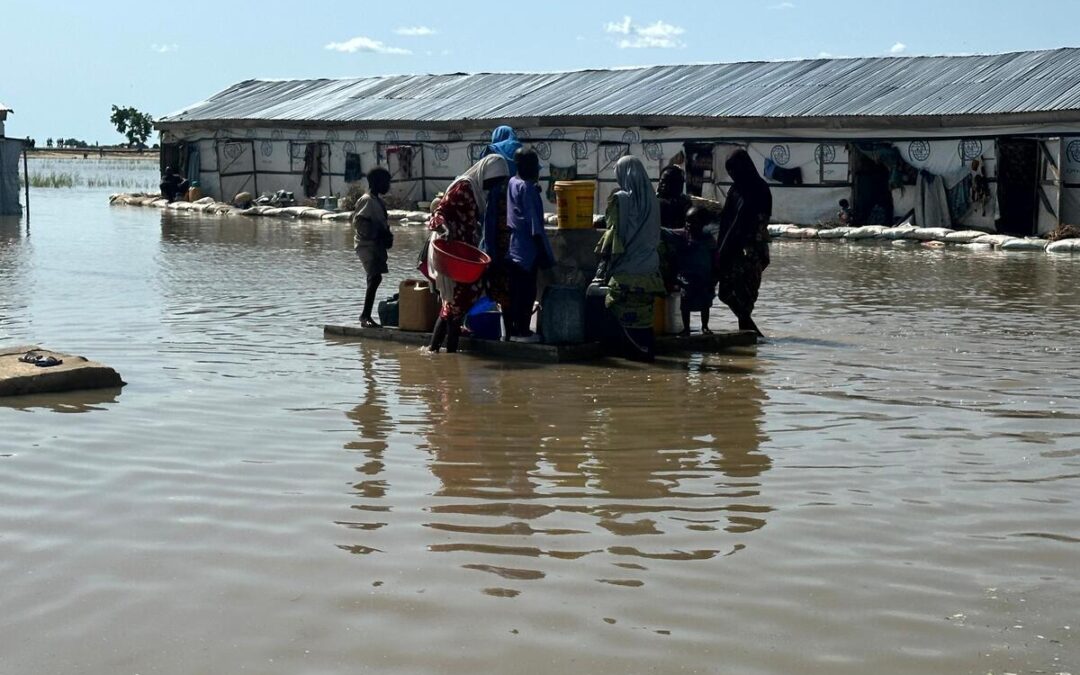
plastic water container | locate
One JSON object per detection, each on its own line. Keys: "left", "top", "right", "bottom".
{"left": 398, "top": 279, "right": 439, "bottom": 332}
{"left": 465, "top": 311, "right": 502, "bottom": 340}
{"left": 554, "top": 181, "right": 596, "bottom": 229}
{"left": 539, "top": 285, "right": 586, "bottom": 344}
{"left": 585, "top": 282, "right": 611, "bottom": 343}
{"left": 377, "top": 297, "right": 399, "bottom": 327}
{"left": 653, "top": 293, "right": 681, "bottom": 335}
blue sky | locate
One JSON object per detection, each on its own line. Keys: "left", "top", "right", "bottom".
{"left": 5, "top": 0, "right": 1080, "bottom": 143}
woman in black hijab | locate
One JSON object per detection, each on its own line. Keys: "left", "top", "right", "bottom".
{"left": 714, "top": 148, "right": 771, "bottom": 337}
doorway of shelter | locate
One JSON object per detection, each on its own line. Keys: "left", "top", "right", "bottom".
{"left": 996, "top": 138, "right": 1038, "bottom": 236}
{"left": 684, "top": 143, "right": 714, "bottom": 197}
{"left": 160, "top": 143, "right": 181, "bottom": 175}
{"left": 849, "top": 147, "right": 894, "bottom": 226}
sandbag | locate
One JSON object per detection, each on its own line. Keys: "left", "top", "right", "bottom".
{"left": 958, "top": 242, "right": 993, "bottom": 250}
{"left": 972, "top": 234, "right": 1014, "bottom": 247}
{"left": 845, "top": 225, "right": 886, "bottom": 239}
{"left": 881, "top": 225, "right": 918, "bottom": 240}
{"left": 1001, "top": 238, "right": 1048, "bottom": 251}
{"left": 817, "top": 227, "right": 852, "bottom": 239}
{"left": 913, "top": 227, "right": 954, "bottom": 241}
{"left": 785, "top": 227, "right": 819, "bottom": 239}
{"left": 1047, "top": 238, "right": 1080, "bottom": 253}
{"left": 944, "top": 230, "right": 987, "bottom": 243}
{"left": 767, "top": 223, "right": 797, "bottom": 237}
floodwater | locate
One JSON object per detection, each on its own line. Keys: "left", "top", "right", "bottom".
{"left": 1, "top": 177, "right": 1078, "bottom": 674}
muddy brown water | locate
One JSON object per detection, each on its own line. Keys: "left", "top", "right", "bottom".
{"left": 1, "top": 186, "right": 1078, "bottom": 674}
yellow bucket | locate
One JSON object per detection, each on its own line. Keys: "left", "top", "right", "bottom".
{"left": 554, "top": 180, "right": 596, "bottom": 229}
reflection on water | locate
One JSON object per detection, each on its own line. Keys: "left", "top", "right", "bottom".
{"left": 1, "top": 188, "right": 1078, "bottom": 674}
{"left": 342, "top": 348, "right": 771, "bottom": 595}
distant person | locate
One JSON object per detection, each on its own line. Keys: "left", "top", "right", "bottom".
{"left": 678, "top": 207, "right": 717, "bottom": 336}
{"left": 837, "top": 198, "right": 853, "bottom": 226}
{"left": 484, "top": 126, "right": 522, "bottom": 176}
{"left": 426, "top": 154, "right": 510, "bottom": 353}
{"left": 353, "top": 167, "right": 393, "bottom": 328}
{"left": 159, "top": 166, "right": 189, "bottom": 202}
{"left": 505, "top": 148, "right": 553, "bottom": 339}
{"left": 714, "top": 149, "right": 771, "bottom": 338}
{"left": 657, "top": 165, "right": 693, "bottom": 229}
{"left": 595, "top": 155, "right": 664, "bottom": 361}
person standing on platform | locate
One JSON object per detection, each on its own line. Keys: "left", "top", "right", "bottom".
{"left": 505, "top": 148, "right": 553, "bottom": 339}
{"left": 353, "top": 167, "right": 393, "bottom": 328}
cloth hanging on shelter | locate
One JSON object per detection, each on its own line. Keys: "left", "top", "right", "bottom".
{"left": 853, "top": 143, "right": 916, "bottom": 190}
{"left": 344, "top": 152, "right": 362, "bottom": 183}
{"left": 893, "top": 141, "right": 974, "bottom": 189}
{"left": 763, "top": 158, "right": 803, "bottom": 186}
{"left": 915, "top": 171, "right": 951, "bottom": 228}
{"left": 546, "top": 165, "right": 577, "bottom": 202}
{"left": 385, "top": 146, "right": 414, "bottom": 180}
{"left": 184, "top": 143, "right": 200, "bottom": 185}
{"left": 302, "top": 142, "right": 322, "bottom": 198}
{"left": 947, "top": 174, "right": 973, "bottom": 223}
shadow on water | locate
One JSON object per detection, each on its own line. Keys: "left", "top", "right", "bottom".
{"left": 338, "top": 342, "right": 772, "bottom": 595}
{"left": 0, "top": 386, "right": 123, "bottom": 413}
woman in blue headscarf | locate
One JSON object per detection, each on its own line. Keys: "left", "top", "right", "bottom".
{"left": 594, "top": 155, "right": 665, "bottom": 361}
{"left": 486, "top": 126, "right": 522, "bottom": 176}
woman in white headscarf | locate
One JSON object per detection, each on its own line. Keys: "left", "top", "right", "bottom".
{"left": 594, "top": 155, "right": 665, "bottom": 361}
{"left": 426, "top": 154, "right": 510, "bottom": 352}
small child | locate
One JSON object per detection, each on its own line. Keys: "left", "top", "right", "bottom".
{"left": 837, "top": 198, "right": 853, "bottom": 225}
{"left": 678, "top": 207, "right": 717, "bottom": 335}
{"left": 353, "top": 167, "right": 393, "bottom": 327}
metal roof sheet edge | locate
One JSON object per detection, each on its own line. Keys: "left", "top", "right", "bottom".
{"left": 156, "top": 47, "right": 1080, "bottom": 129}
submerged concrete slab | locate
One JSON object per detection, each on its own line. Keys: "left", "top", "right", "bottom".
{"left": 0, "top": 345, "right": 124, "bottom": 397}
{"left": 323, "top": 325, "right": 756, "bottom": 362}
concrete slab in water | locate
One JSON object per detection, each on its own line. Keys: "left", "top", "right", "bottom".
{"left": 323, "top": 325, "right": 756, "bottom": 362}
{"left": 0, "top": 345, "right": 125, "bottom": 397}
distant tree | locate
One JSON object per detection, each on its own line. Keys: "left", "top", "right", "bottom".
{"left": 46, "top": 138, "right": 53, "bottom": 148}
{"left": 110, "top": 105, "right": 154, "bottom": 150}
{"left": 56, "top": 138, "right": 65, "bottom": 148}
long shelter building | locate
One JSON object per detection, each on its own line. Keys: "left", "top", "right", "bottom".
{"left": 157, "top": 48, "right": 1080, "bottom": 235}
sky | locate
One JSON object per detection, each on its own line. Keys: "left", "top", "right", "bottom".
{"left": 4, "top": 0, "right": 1080, "bottom": 143}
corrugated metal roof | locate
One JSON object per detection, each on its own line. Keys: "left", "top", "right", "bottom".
{"left": 158, "top": 48, "right": 1080, "bottom": 128}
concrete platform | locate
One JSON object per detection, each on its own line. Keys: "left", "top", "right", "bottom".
{"left": 0, "top": 345, "right": 125, "bottom": 397}
{"left": 323, "top": 325, "right": 756, "bottom": 363}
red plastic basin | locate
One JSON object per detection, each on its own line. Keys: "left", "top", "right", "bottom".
{"left": 431, "top": 239, "right": 491, "bottom": 284}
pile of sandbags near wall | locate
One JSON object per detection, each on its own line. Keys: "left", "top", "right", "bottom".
{"left": 766, "top": 223, "right": 1080, "bottom": 254}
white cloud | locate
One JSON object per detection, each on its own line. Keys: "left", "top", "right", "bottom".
{"left": 771, "top": 2, "right": 796, "bottom": 9}
{"left": 325, "top": 36, "right": 411, "bottom": 55}
{"left": 605, "top": 17, "right": 685, "bottom": 49}
{"left": 395, "top": 26, "right": 436, "bottom": 36}
{"left": 151, "top": 43, "right": 178, "bottom": 53}
{"left": 890, "top": 42, "right": 907, "bottom": 55}
{"left": 605, "top": 16, "right": 633, "bottom": 35}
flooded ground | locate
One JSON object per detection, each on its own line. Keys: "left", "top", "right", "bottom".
{"left": 1, "top": 177, "right": 1078, "bottom": 674}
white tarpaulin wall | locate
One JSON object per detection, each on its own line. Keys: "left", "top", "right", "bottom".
{"left": 163, "top": 124, "right": 1073, "bottom": 230}
{"left": 1060, "top": 136, "right": 1080, "bottom": 225}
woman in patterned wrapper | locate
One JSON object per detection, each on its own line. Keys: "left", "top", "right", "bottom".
{"left": 425, "top": 155, "right": 510, "bottom": 353}
{"left": 594, "top": 155, "right": 665, "bottom": 362}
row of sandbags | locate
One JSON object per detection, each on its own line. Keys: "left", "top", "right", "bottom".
{"left": 767, "top": 223, "right": 1079, "bottom": 253}
{"left": 109, "top": 193, "right": 434, "bottom": 224}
